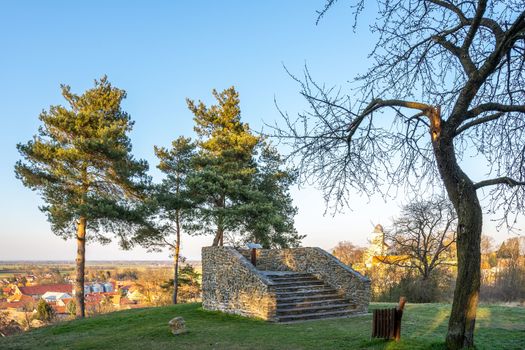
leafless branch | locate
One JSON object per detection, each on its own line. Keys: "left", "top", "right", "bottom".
{"left": 474, "top": 176, "right": 525, "bottom": 189}
{"left": 270, "top": 1, "right": 525, "bottom": 223}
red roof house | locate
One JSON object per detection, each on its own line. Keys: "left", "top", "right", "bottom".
{"left": 16, "top": 284, "right": 73, "bottom": 298}
{"left": 0, "top": 294, "right": 35, "bottom": 311}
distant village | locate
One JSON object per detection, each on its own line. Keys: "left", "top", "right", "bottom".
{"left": 0, "top": 262, "right": 201, "bottom": 332}
{"left": 1, "top": 280, "right": 142, "bottom": 316}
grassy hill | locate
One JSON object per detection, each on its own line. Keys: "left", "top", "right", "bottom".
{"left": 1, "top": 303, "right": 523, "bottom": 350}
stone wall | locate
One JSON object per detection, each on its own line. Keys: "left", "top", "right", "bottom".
{"left": 238, "top": 247, "right": 371, "bottom": 312}
{"left": 201, "top": 246, "right": 277, "bottom": 320}
{"left": 202, "top": 246, "right": 371, "bottom": 319}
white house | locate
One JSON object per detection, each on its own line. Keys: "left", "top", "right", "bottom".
{"left": 41, "top": 292, "right": 72, "bottom": 302}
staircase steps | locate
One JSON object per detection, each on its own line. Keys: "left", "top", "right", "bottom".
{"left": 277, "top": 303, "right": 355, "bottom": 315}
{"left": 273, "top": 288, "right": 339, "bottom": 297}
{"left": 271, "top": 280, "right": 325, "bottom": 287}
{"left": 277, "top": 309, "right": 357, "bottom": 322}
{"left": 272, "top": 284, "right": 333, "bottom": 293}
{"left": 262, "top": 271, "right": 360, "bottom": 322}
{"left": 277, "top": 298, "right": 349, "bottom": 309}
{"left": 276, "top": 293, "right": 346, "bottom": 304}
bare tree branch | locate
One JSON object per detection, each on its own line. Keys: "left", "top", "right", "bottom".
{"left": 455, "top": 112, "right": 505, "bottom": 135}
{"left": 474, "top": 176, "right": 525, "bottom": 189}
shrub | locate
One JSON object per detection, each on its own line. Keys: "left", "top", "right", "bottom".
{"left": 35, "top": 300, "right": 55, "bottom": 323}
{"left": 375, "top": 270, "right": 454, "bottom": 303}
{"left": 481, "top": 262, "right": 525, "bottom": 302}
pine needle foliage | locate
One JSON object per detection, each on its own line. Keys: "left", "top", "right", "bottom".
{"left": 15, "top": 76, "right": 151, "bottom": 317}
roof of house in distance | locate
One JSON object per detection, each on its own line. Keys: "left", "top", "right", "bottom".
{"left": 19, "top": 284, "right": 72, "bottom": 295}
{"left": 41, "top": 291, "right": 72, "bottom": 301}
{"left": 0, "top": 294, "right": 34, "bottom": 309}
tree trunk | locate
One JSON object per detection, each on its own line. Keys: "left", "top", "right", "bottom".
{"left": 212, "top": 227, "right": 224, "bottom": 246}
{"left": 212, "top": 195, "right": 226, "bottom": 246}
{"left": 433, "top": 124, "right": 482, "bottom": 349}
{"left": 173, "top": 211, "right": 181, "bottom": 304}
{"left": 75, "top": 216, "right": 87, "bottom": 318}
{"left": 446, "top": 196, "right": 481, "bottom": 349}
{"left": 173, "top": 249, "right": 180, "bottom": 304}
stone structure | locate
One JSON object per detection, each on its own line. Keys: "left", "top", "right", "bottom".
{"left": 201, "top": 246, "right": 277, "bottom": 319}
{"left": 202, "top": 246, "right": 370, "bottom": 321}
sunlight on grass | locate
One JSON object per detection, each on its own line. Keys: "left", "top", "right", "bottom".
{"left": 476, "top": 307, "right": 491, "bottom": 321}
{"left": 425, "top": 308, "right": 449, "bottom": 335}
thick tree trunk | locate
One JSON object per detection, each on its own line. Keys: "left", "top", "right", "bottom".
{"left": 173, "top": 211, "right": 181, "bottom": 304}
{"left": 75, "top": 216, "right": 87, "bottom": 318}
{"left": 433, "top": 126, "right": 482, "bottom": 349}
{"left": 212, "top": 195, "right": 226, "bottom": 246}
{"left": 212, "top": 227, "right": 224, "bottom": 246}
{"left": 447, "top": 196, "right": 481, "bottom": 349}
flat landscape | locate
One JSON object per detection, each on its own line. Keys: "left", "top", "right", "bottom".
{"left": 1, "top": 303, "right": 523, "bottom": 350}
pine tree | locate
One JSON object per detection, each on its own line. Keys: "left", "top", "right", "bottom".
{"left": 134, "top": 137, "right": 197, "bottom": 304}
{"left": 186, "top": 87, "right": 302, "bottom": 248}
{"left": 187, "top": 87, "right": 260, "bottom": 246}
{"left": 240, "top": 142, "right": 304, "bottom": 248}
{"left": 15, "top": 76, "right": 150, "bottom": 318}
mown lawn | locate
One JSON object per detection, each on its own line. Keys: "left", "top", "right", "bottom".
{"left": 1, "top": 303, "right": 523, "bottom": 350}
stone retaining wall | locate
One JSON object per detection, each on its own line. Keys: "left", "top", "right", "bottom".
{"left": 201, "top": 246, "right": 277, "bottom": 320}
{"left": 202, "top": 246, "right": 371, "bottom": 319}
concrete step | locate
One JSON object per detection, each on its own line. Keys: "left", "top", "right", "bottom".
{"left": 270, "top": 280, "right": 324, "bottom": 287}
{"left": 271, "top": 284, "right": 328, "bottom": 292}
{"left": 262, "top": 272, "right": 313, "bottom": 278}
{"left": 277, "top": 303, "right": 355, "bottom": 316}
{"left": 276, "top": 309, "right": 357, "bottom": 322}
{"left": 266, "top": 273, "right": 317, "bottom": 280}
{"left": 277, "top": 298, "right": 349, "bottom": 309}
{"left": 268, "top": 273, "right": 316, "bottom": 277}
{"left": 274, "top": 288, "right": 340, "bottom": 298}
{"left": 276, "top": 293, "right": 346, "bottom": 304}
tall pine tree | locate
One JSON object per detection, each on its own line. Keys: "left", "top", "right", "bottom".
{"left": 187, "top": 87, "right": 260, "bottom": 246}
{"left": 241, "top": 142, "right": 304, "bottom": 248}
{"left": 186, "top": 87, "right": 302, "bottom": 247}
{"left": 133, "top": 137, "right": 197, "bottom": 304}
{"left": 15, "top": 77, "right": 150, "bottom": 318}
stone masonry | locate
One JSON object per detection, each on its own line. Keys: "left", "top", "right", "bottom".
{"left": 201, "top": 246, "right": 277, "bottom": 319}
{"left": 202, "top": 246, "right": 371, "bottom": 321}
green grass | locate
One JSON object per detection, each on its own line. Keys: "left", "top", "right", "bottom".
{"left": 1, "top": 303, "right": 523, "bottom": 350}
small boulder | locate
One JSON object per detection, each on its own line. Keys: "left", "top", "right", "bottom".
{"left": 168, "top": 316, "right": 187, "bottom": 335}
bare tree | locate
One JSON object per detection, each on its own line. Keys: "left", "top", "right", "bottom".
{"left": 20, "top": 302, "right": 34, "bottom": 331}
{"left": 272, "top": 1, "right": 525, "bottom": 348}
{"left": 332, "top": 241, "right": 365, "bottom": 268}
{"left": 480, "top": 234, "right": 495, "bottom": 255}
{"left": 382, "top": 198, "right": 457, "bottom": 280}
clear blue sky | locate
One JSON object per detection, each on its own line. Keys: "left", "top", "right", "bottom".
{"left": 0, "top": 1, "right": 517, "bottom": 261}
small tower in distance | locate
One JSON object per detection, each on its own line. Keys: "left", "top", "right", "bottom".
{"left": 364, "top": 224, "right": 389, "bottom": 268}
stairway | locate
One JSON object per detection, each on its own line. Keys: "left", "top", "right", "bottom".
{"left": 263, "top": 271, "right": 358, "bottom": 322}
